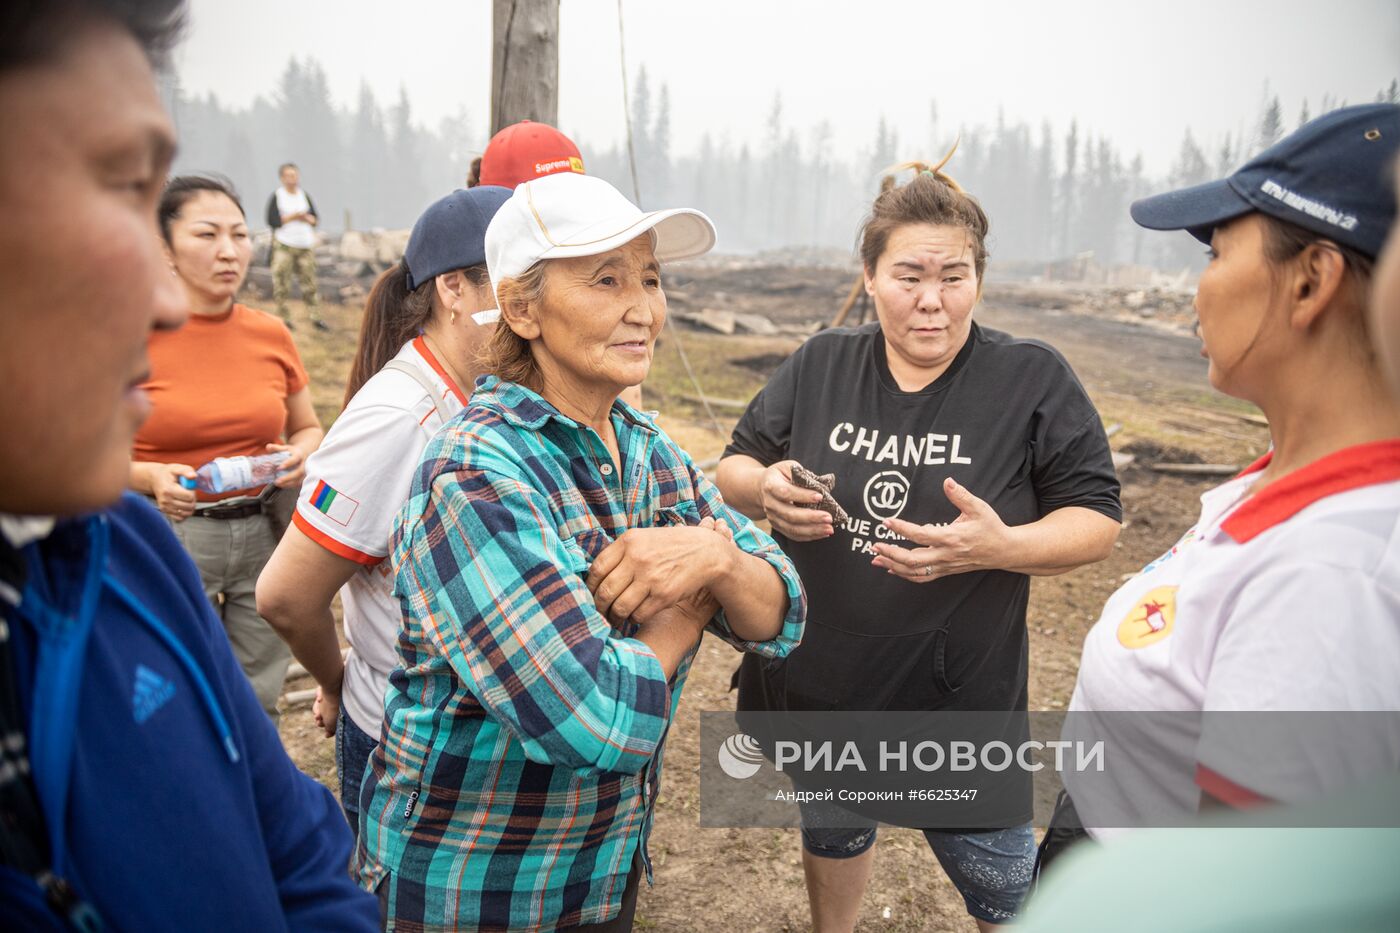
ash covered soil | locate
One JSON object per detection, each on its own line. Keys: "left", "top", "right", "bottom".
{"left": 277, "top": 260, "right": 1267, "bottom": 932}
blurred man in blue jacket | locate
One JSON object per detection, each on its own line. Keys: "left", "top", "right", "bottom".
{"left": 0, "top": 1, "right": 379, "bottom": 929}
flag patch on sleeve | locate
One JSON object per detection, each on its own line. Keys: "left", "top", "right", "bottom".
{"left": 309, "top": 479, "right": 359, "bottom": 526}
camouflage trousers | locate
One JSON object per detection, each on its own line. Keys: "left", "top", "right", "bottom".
{"left": 271, "top": 241, "right": 320, "bottom": 320}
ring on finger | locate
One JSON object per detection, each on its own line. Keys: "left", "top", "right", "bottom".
{"left": 921, "top": 565, "right": 934, "bottom": 577}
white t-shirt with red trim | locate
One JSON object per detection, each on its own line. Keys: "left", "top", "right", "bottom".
{"left": 294, "top": 336, "right": 468, "bottom": 736}
{"left": 1065, "top": 440, "right": 1400, "bottom": 836}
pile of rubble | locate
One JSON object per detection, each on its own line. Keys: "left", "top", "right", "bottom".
{"left": 986, "top": 281, "right": 1199, "bottom": 335}
{"left": 669, "top": 307, "right": 821, "bottom": 338}
{"left": 236, "top": 238, "right": 1201, "bottom": 340}
{"left": 680, "top": 245, "right": 858, "bottom": 272}
{"left": 245, "top": 228, "right": 410, "bottom": 305}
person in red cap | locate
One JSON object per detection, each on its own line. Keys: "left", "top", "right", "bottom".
{"left": 468, "top": 120, "right": 586, "bottom": 190}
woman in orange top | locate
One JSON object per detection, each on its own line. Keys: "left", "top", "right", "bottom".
{"left": 130, "top": 174, "right": 324, "bottom": 718}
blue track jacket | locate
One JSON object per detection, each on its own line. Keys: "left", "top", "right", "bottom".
{"left": 0, "top": 494, "right": 378, "bottom": 930}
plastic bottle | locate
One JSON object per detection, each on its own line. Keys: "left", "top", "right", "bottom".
{"left": 178, "top": 451, "right": 292, "bottom": 494}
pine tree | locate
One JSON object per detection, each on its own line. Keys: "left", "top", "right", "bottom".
{"left": 763, "top": 93, "right": 786, "bottom": 240}
{"left": 649, "top": 83, "right": 672, "bottom": 204}
{"left": 1216, "top": 132, "right": 1235, "bottom": 176}
{"left": 1171, "top": 129, "right": 1209, "bottom": 188}
{"left": 1085, "top": 137, "right": 1124, "bottom": 264}
{"left": 691, "top": 133, "right": 714, "bottom": 207}
{"left": 1161, "top": 129, "right": 1211, "bottom": 269}
{"left": 349, "top": 82, "right": 386, "bottom": 227}
{"left": 869, "top": 114, "right": 898, "bottom": 183}
{"left": 631, "top": 65, "right": 652, "bottom": 142}
{"left": 628, "top": 65, "right": 652, "bottom": 201}
{"left": 1127, "top": 153, "right": 1147, "bottom": 265}
{"left": 808, "top": 120, "right": 834, "bottom": 241}
{"left": 1058, "top": 120, "right": 1079, "bottom": 257}
{"left": 735, "top": 142, "right": 753, "bottom": 248}
{"left": 436, "top": 105, "right": 477, "bottom": 189}
{"left": 223, "top": 127, "right": 257, "bottom": 217}
{"left": 1029, "top": 121, "right": 1055, "bottom": 260}
{"left": 926, "top": 99, "right": 941, "bottom": 161}
{"left": 1256, "top": 95, "right": 1284, "bottom": 152}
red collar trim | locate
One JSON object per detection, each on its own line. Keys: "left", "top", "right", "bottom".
{"left": 412, "top": 335, "right": 469, "bottom": 406}
{"left": 1234, "top": 450, "right": 1273, "bottom": 479}
{"left": 1220, "top": 439, "right": 1400, "bottom": 543}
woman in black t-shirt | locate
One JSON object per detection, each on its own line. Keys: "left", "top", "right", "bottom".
{"left": 716, "top": 154, "right": 1122, "bottom": 931}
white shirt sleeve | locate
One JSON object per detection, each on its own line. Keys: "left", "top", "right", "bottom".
{"left": 1197, "top": 561, "right": 1400, "bottom": 804}
{"left": 294, "top": 401, "right": 432, "bottom": 564}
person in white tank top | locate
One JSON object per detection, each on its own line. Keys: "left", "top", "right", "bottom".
{"left": 257, "top": 185, "right": 512, "bottom": 832}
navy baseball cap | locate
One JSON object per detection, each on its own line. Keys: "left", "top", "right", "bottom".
{"left": 1132, "top": 103, "right": 1400, "bottom": 259}
{"left": 404, "top": 186, "right": 513, "bottom": 290}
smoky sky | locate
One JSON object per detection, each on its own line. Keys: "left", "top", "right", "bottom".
{"left": 174, "top": 0, "right": 1397, "bottom": 176}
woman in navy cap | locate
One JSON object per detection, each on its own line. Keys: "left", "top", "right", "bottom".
{"left": 1046, "top": 104, "right": 1400, "bottom": 864}
{"left": 256, "top": 185, "right": 512, "bottom": 833}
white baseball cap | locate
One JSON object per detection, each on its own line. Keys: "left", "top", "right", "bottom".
{"left": 477, "top": 172, "right": 716, "bottom": 323}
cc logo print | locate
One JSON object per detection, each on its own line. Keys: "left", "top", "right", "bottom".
{"left": 862, "top": 470, "right": 910, "bottom": 521}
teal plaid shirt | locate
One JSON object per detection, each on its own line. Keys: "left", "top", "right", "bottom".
{"left": 355, "top": 377, "right": 805, "bottom": 931}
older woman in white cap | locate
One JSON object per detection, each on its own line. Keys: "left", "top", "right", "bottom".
{"left": 355, "top": 173, "right": 806, "bottom": 932}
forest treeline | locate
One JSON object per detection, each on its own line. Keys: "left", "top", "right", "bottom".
{"left": 163, "top": 59, "right": 1398, "bottom": 272}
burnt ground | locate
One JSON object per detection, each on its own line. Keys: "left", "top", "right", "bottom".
{"left": 274, "top": 261, "right": 1267, "bottom": 932}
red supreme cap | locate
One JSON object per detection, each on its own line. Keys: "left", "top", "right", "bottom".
{"left": 478, "top": 120, "right": 586, "bottom": 189}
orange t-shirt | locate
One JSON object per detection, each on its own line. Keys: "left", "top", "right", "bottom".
{"left": 134, "top": 303, "right": 310, "bottom": 500}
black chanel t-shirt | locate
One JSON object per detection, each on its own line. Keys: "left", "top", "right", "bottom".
{"left": 725, "top": 321, "right": 1121, "bottom": 713}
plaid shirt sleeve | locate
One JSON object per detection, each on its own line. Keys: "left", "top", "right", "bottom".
{"left": 396, "top": 433, "right": 672, "bottom": 775}
{"left": 684, "top": 458, "right": 806, "bottom": 660}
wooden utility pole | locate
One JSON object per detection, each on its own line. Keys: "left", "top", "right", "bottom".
{"left": 491, "top": 0, "right": 559, "bottom": 134}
